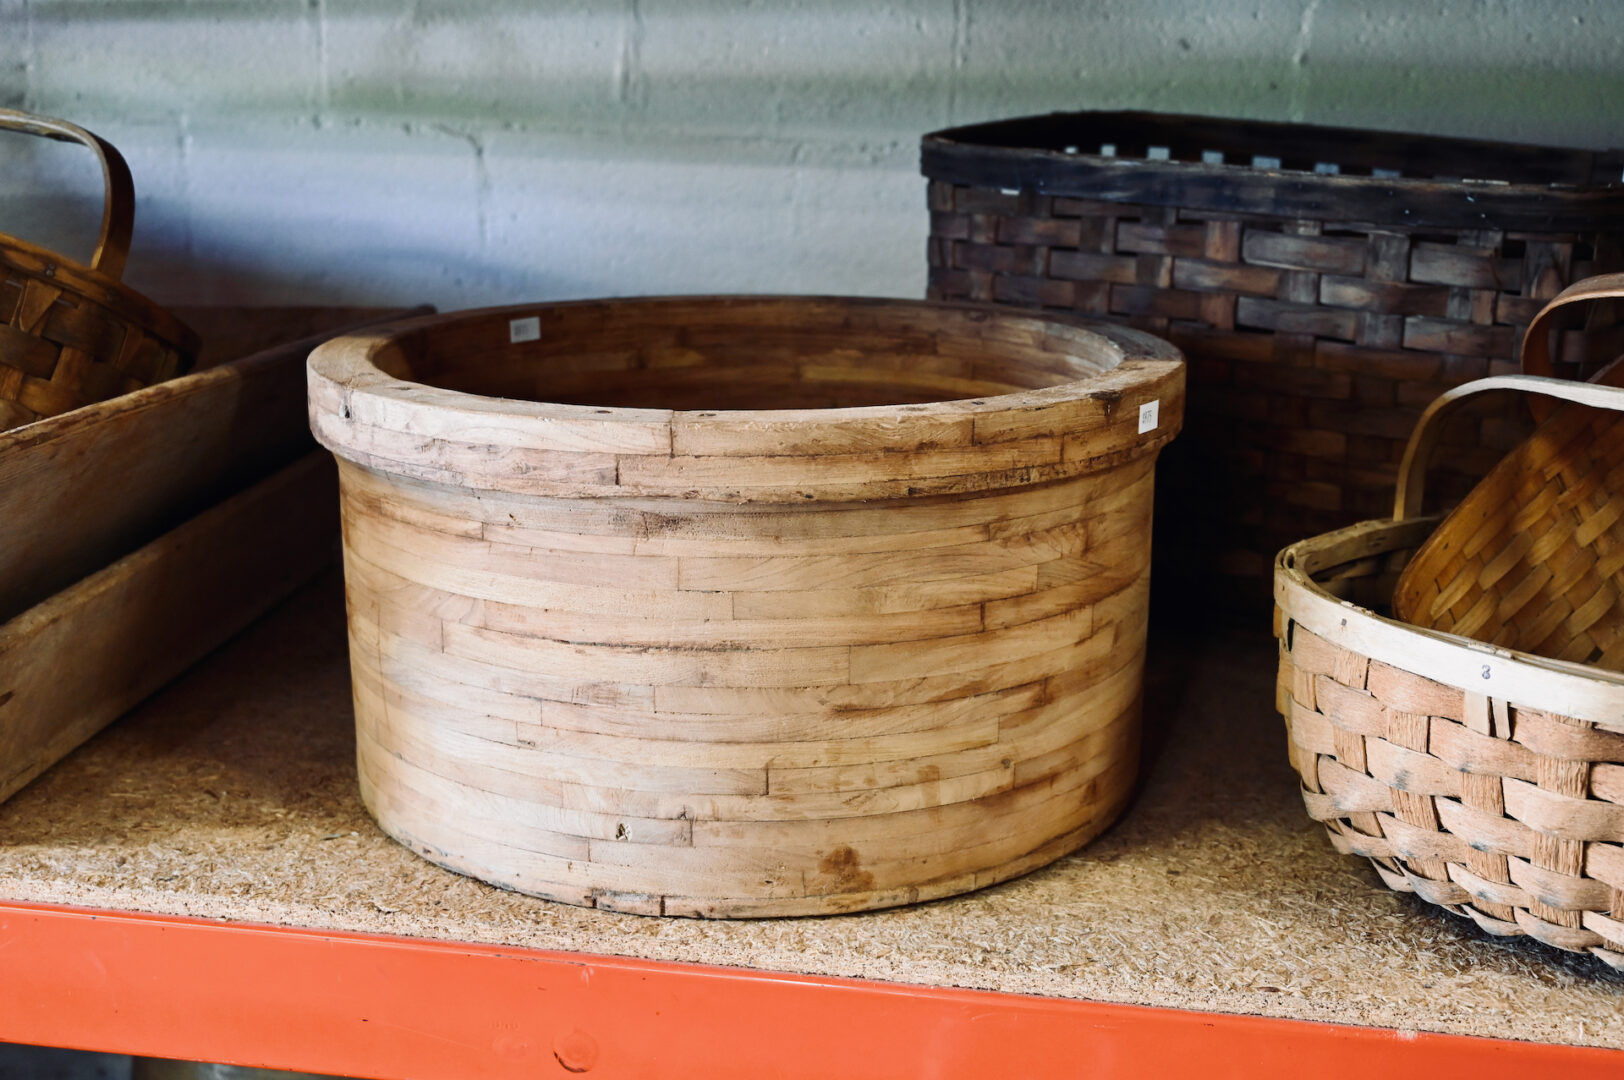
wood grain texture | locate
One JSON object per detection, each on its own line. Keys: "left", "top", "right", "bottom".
{"left": 1394, "top": 281, "right": 1624, "bottom": 667}
{"left": 174, "top": 305, "right": 432, "bottom": 372}
{"left": 921, "top": 111, "right": 1624, "bottom": 231}
{"left": 0, "top": 306, "right": 419, "bottom": 811}
{"left": 0, "top": 453, "right": 337, "bottom": 805}
{"left": 1275, "top": 278, "right": 1624, "bottom": 968}
{"left": 9, "top": 578, "right": 1624, "bottom": 1046}
{"left": 0, "top": 306, "right": 424, "bottom": 623}
{"left": 1274, "top": 282, "right": 1624, "bottom": 965}
{"left": 310, "top": 295, "right": 1184, "bottom": 916}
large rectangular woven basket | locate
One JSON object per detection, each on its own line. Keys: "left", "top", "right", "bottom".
{"left": 1275, "top": 276, "right": 1624, "bottom": 966}
{"left": 923, "top": 111, "right": 1624, "bottom": 608}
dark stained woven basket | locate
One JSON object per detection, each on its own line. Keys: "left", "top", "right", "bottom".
{"left": 922, "top": 110, "right": 1624, "bottom": 610}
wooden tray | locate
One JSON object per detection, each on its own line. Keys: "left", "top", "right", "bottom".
{"left": 0, "top": 453, "right": 335, "bottom": 803}
{"left": 0, "top": 306, "right": 425, "bottom": 805}
{"left": 0, "top": 307, "right": 424, "bottom": 621}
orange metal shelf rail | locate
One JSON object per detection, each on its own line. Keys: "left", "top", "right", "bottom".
{"left": 1, "top": 899, "right": 1620, "bottom": 1080}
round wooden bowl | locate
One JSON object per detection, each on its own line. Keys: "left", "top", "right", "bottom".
{"left": 308, "top": 296, "right": 1185, "bottom": 917}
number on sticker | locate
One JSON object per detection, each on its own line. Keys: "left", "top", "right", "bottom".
{"left": 1137, "top": 400, "right": 1160, "bottom": 434}
{"left": 509, "top": 316, "right": 541, "bottom": 344}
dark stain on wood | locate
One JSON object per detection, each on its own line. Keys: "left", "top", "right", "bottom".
{"left": 818, "top": 845, "right": 876, "bottom": 894}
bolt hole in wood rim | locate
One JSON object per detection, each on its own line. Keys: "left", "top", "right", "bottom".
{"left": 308, "top": 296, "right": 1184, "bottom": 917}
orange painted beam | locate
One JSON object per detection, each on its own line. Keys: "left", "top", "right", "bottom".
{"left": 0, "top": 900, "right": 1619, "bottom": 1080}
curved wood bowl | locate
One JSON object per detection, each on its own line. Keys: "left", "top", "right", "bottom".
{"left": 309, "top": 296, "right": 1185, "bottom": 917}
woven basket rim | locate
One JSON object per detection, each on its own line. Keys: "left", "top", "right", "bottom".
{"left": 922, "top": 109, "right": 1624, "bottom": 231}
{"left": 0, "top": 231, "right": 199, "bottom": 353}
{"left": 307, "top": 295, "right": 1185, "bottom": 503}
{"left": 1277, "top": 517, "right": 1624, "bottom": 732}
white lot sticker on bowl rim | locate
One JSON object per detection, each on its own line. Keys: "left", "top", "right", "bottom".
{"left": 509, "top": 316, "right": 541, "bottom": 344}
{"left": 1138, "top": 399, "right": 1160, "bottom": 434}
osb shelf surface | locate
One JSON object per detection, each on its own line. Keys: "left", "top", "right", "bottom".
{"left": 2, "top": 574, "right": 1620, "bottom": 1046}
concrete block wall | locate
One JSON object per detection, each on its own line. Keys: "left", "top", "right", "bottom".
{"left": 1, "top": 0, "right": 1621, "bottom": 312}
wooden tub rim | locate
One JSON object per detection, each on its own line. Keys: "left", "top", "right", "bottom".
{"left": 307, "top": 295, "right": 1186, "bottom": 503}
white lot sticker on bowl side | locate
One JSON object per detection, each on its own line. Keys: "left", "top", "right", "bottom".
{"left": 509, "top": 316, "right": 541, "bottom": 344}
{"left": 1138, "top": 400, "right": 1160, "bottom": 434}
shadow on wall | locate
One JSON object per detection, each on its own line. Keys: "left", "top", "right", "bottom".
{"left": 1, "top": 133, "right": 114, "bottom": 271}
{"left": 1, "top": 187, "right": 540, "bottom": 309}
{"left": 123, "top": 243, "right": 519, "bottom": 309}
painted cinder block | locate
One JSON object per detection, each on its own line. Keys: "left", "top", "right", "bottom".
{"left": 2, "top": 0, "right": 1621, "bottom": 310}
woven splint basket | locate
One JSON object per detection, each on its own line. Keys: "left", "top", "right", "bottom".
{"left": 1275, "top": 276, "right": 1624, "bottom": 966}
{"left": 924, "top": 111, "right": 1624, "bottom": 608}
{"left": 0, "top": 109, "right": 198, "bottom": 432}
{"left": 1394, "top": 273, "right": 1624, "bottom": 666}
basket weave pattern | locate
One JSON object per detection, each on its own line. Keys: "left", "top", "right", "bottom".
{"left": 0, "top": 250, "right": 190, "bottom": 429}
{"left": 927, "top": 182, "right": 1619, "bottom": 581}
{"left": 922, "top": 113, "right": 1624, "bottom": 601}
{"left": 1394, "top": 403, "right": 1624, "bottom": 667}
{"left": 1278, "top": 613, "right": 1624, "bottom": 967}
{"left": 1277, "top": 278, "right": 1624, "bottom": 966}
{"left": 1394, "top": 274, "right": 1624, "bottom": 671}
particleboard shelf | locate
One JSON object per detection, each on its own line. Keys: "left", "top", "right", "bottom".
{"left": 1, "top": 571, "right": 1622, "bottom": 1077}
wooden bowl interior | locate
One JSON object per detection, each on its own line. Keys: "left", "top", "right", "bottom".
{"left": 375, "top": 300, "right": 1123, "bottom": 411}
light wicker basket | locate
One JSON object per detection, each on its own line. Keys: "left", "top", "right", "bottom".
{"left": 0, "top": 109, "right": 198, "bottom": 432}
{"left": 1394, "top": 273, "right": 1624, "bottom": 666}
{"left": 1276, "top": 276, "right": 1624, "bottom": 966}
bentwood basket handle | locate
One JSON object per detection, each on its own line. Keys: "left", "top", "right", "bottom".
{"left": 1396, "top": 275, "right": 1624, "bottom": 521}
{"left": 1394, "top": 370, "right": 1624, "bottom": 521}
{"left": 1521, "top": 272, "right": 1624, "bottom": 382}
{"left": 0, "top": 108, "right": 134, "bottom": 280}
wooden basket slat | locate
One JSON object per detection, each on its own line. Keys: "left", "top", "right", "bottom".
{"left": 1277, "top": 279, "right": 1624, "bottom": 967}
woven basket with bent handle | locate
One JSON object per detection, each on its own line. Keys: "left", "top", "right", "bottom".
{"left": 0, "top": 109, "right": 198, "bottom": 432}
{"left": 1394, "top": 273, "right": 1624, "bottom": 667}
{"left": 1276, "top": 277, "right": 1624, "bottom": 966}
